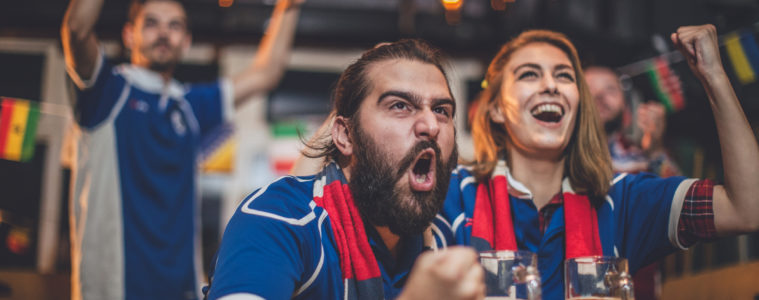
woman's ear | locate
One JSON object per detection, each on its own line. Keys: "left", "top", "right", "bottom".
{"left": 489, "top": 100, "right": 506, "bottom": 124}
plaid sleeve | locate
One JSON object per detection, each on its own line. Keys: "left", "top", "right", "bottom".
{"left": 677, "top": 179, "right": 717, "bottom": 247}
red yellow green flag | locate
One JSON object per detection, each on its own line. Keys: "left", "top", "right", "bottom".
{"left": 0, "top": 97, "right": 40, "bottom": 162}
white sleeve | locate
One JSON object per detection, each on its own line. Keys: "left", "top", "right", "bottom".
{"left": 219, "top": 77, "right": 235, "bottom": 123}
{"left": 667, "top": 178, "right": 699, "bottom": 250}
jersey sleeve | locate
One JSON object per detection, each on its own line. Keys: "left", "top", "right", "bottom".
{"left": 206, "top": 206, "right": 304, "bottom": 299}
{"left": 206, "top": 178, "right": 319, "bottom": 299}
{"left": 184, "top": 78, "right": 234, "bottom": 138}
{"left": 65, "top": 49, "right": 126, "bottom": 129}
{"left": 613, "top": 173, "right": 697, "bottom": 272}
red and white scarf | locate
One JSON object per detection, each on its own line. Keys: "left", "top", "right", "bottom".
{"left": 312, "top": 162, "right": 437, "bottom": 300}
{"left": 471, "top": 161, "right": 603, "bottom": 259}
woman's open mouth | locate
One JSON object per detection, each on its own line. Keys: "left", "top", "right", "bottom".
{"left": 530, "top": 103, "right": 564, "bottom": 123}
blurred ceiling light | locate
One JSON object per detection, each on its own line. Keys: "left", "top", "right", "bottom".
{"left": 219, "top": 0, "right": 233, "bottom": 8}
{"left": 442, "top": 0, "right": 463, "bottom": 11}
{"left": 491, "top": 0, "right": 506, "bottom": 11}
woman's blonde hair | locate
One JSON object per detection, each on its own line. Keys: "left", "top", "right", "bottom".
{"left": 471, "top": 29, "right": 613, "bottom": 200}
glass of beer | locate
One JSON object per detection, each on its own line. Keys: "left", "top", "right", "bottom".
{"left": 564, "top": 256, "right": 634, "bottom": 300}
{"left": 480, "top": 250, "right": 542, "bottom": 300}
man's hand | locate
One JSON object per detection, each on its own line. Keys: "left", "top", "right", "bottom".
{"left": 637, "top": 102, "right": 666, "bottom": 152}
{"left": 670, "top": 24, "right": 726, "bottom": 84}
{"left": 398, "top": 247, "right": 485, "bottom": 300}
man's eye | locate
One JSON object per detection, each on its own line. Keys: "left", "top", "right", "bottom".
{"left": 434, "top": 106, "right": 451, "bottom": 117}
{"left": 169, "top": 22, "right": 185, "bottom": 31}
{"left": 390, "top": 102, "right": 408, "bottom": 110}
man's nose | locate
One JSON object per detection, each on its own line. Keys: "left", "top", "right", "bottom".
{"left": 414, "top": 108, "right": 440, "bottom": 141}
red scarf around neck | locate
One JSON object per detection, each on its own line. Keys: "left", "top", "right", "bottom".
{"left": 471, "top": 162, "right": 603, "bottom": 259}
{"left": 313, "top": 162, "right": 383, "bottom": 300}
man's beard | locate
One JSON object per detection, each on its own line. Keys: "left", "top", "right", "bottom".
{"left": 604, "top": 111, "right": 623, "bottom": 134}
{"left": 143, "top": 38, "right": 178, "bottom": 72}
{"left": 348, "top": 125, "right": 458, "bottom": 237}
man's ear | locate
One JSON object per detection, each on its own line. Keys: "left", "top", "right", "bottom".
{"left": 489, "top": 100, "right": 506, "bottom": 124}
{"left": 332, "top": 116, "right": 353, "bottom": 157}
{"left": 122, "top": 24, "right": 134, "bottom": 52}
{"left": 182, "top": 33, "right": 192, "bottom": 55}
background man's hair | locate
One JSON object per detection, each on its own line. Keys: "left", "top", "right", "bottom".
{"left": 127, "top": 0, "right": 189, "bottom": 29}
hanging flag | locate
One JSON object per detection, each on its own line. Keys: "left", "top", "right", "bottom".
{"left": 645, "top": 58, "right": 685, "bottom": 113}
{"left": 655, "top": 58, "right": 685, "bottom": 111}
{"left": 724, "top": 32, "right": 756, "bottom": 84}
{"left": 739, "top": 30, "right": 759, "bottom": 78}
{"left": 199, "top": 124, "right": 235, "bottom": 173}
{"left": 0, "top": 97, "right": 40, "bottom": 162}
{"left": 270, "top": 121, "right": 306, "bottom": 175}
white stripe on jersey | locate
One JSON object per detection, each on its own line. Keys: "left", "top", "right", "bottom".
{"left": 294, "top": 210, "right": 328, "bottom": 296}
{"left": 451, "top": 213, "right": 466, "bottom": 236}
{"left": 217, "top": 293, "right": 266, "bottom": 300}
{"left": 241, "top": 176, "right": 316, "bottom": 226}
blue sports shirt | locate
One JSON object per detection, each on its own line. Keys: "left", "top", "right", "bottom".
{"left": 206, "top": 175, "right": 452, "bottom": 299}
{"left": 66, "top": 51, "right": 233, "bottom": 300}
{"left": 441, "top": 165, "right": 697, "bottom": 300}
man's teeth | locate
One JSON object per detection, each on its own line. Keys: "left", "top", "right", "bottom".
{"left": 415, "top": 173, "right": 428, "bottom": 183}
{"left": 531, "top": 103, "right": 563, "bottom": 116}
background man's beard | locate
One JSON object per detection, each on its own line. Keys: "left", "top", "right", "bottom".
{"left": 604, "top": 112, "right": 623, "bottom": 134}
{"left": 148, "top": 61, "right": 174, "bottom": 72}
{"left": 143, "top": 40, "right": 178, "bottom": 72}
{"left": 348, "top": 126, "right": 458, "bottom": 237}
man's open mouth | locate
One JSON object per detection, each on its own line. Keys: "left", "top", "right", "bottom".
{"left": 409, "top": 149, "right": 436, "bottom": 191}
{"left": 530, "top": 103, "right": 564, "bottom": 123}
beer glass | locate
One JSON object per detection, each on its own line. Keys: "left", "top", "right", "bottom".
{"left": 480, "top": 250, "right": 542, "bottom": 300}
{"left": 564, "top": 256, "right": 634, "bottom": 300}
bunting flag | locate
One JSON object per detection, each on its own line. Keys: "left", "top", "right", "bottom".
{"left": 739, "top": 30, "right": 759, "bottom": 80}
{"left": 270, "top": 121, "right": 304, "bottom": 175}
{"left": 199, "top": 124, "right": 235, "bottom": 173}
{"left": 0, "top": 97, "right": 40, "bottom": 162}
{"left": 724, "top": 32, "right": 757, "bottom": 85}
{"left": 645, "top": 57, "right": 685, "bottom": 113}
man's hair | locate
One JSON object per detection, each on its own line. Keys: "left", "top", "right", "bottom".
{"left": 304, "top": 39, "right": 453, "bottom": 162}
{"left": 470, "top": 29, "right": 613, "bottom": 201}
{"left": 127, "top": 0, "right": 189, "bottom": 28}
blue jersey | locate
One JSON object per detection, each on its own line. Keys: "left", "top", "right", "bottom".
{"left": 441, "top": 166, "right": 696, "bottom": 300}
{"left": 206, "top": 175, "right": 452, "bottom": 299}
{"left": 66, "top": 52, "right": 233, "bottom": 300}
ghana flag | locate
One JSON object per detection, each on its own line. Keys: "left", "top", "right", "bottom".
{"left": 0, "top": 97, "right": 40, "bottom": 162}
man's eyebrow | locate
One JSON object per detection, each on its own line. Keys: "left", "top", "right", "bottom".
{"left": 378, "top": 90, "right": 455, "bottom": 114}
{"left": 377, "top": 90, "right": 421, "bottom": 106}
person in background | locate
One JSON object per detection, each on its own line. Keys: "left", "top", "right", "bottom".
{"left": 586, "top": 65, "right": 683, "bottom": 300}
{"left": 206, "top": 39, "right": 484, "bottom": 300}
{"left": 586, "top": 66, "right": 681, "bottom": 177}
{"left": 442, "top": 24, "right": 759, "bottom": 299}
{"left": 60, "top": 0, "right": 303, "bottom": 298}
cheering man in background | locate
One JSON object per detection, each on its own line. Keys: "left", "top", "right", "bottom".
{"left": 61, "top": 0, "right": 302, "bottom": 298}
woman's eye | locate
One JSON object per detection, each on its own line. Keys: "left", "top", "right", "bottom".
{"left": 518, "top": 71, "right": 538, "bottom": 80}
{"left": 557, "top": 72, "right": 575, "bottom": 82}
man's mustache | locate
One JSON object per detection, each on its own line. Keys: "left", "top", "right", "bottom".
{"left": 395, "top": 140, "right": 442, "bottom": 179}
{"left": 152, "top": 38, "right": 171, "bottom": 49}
